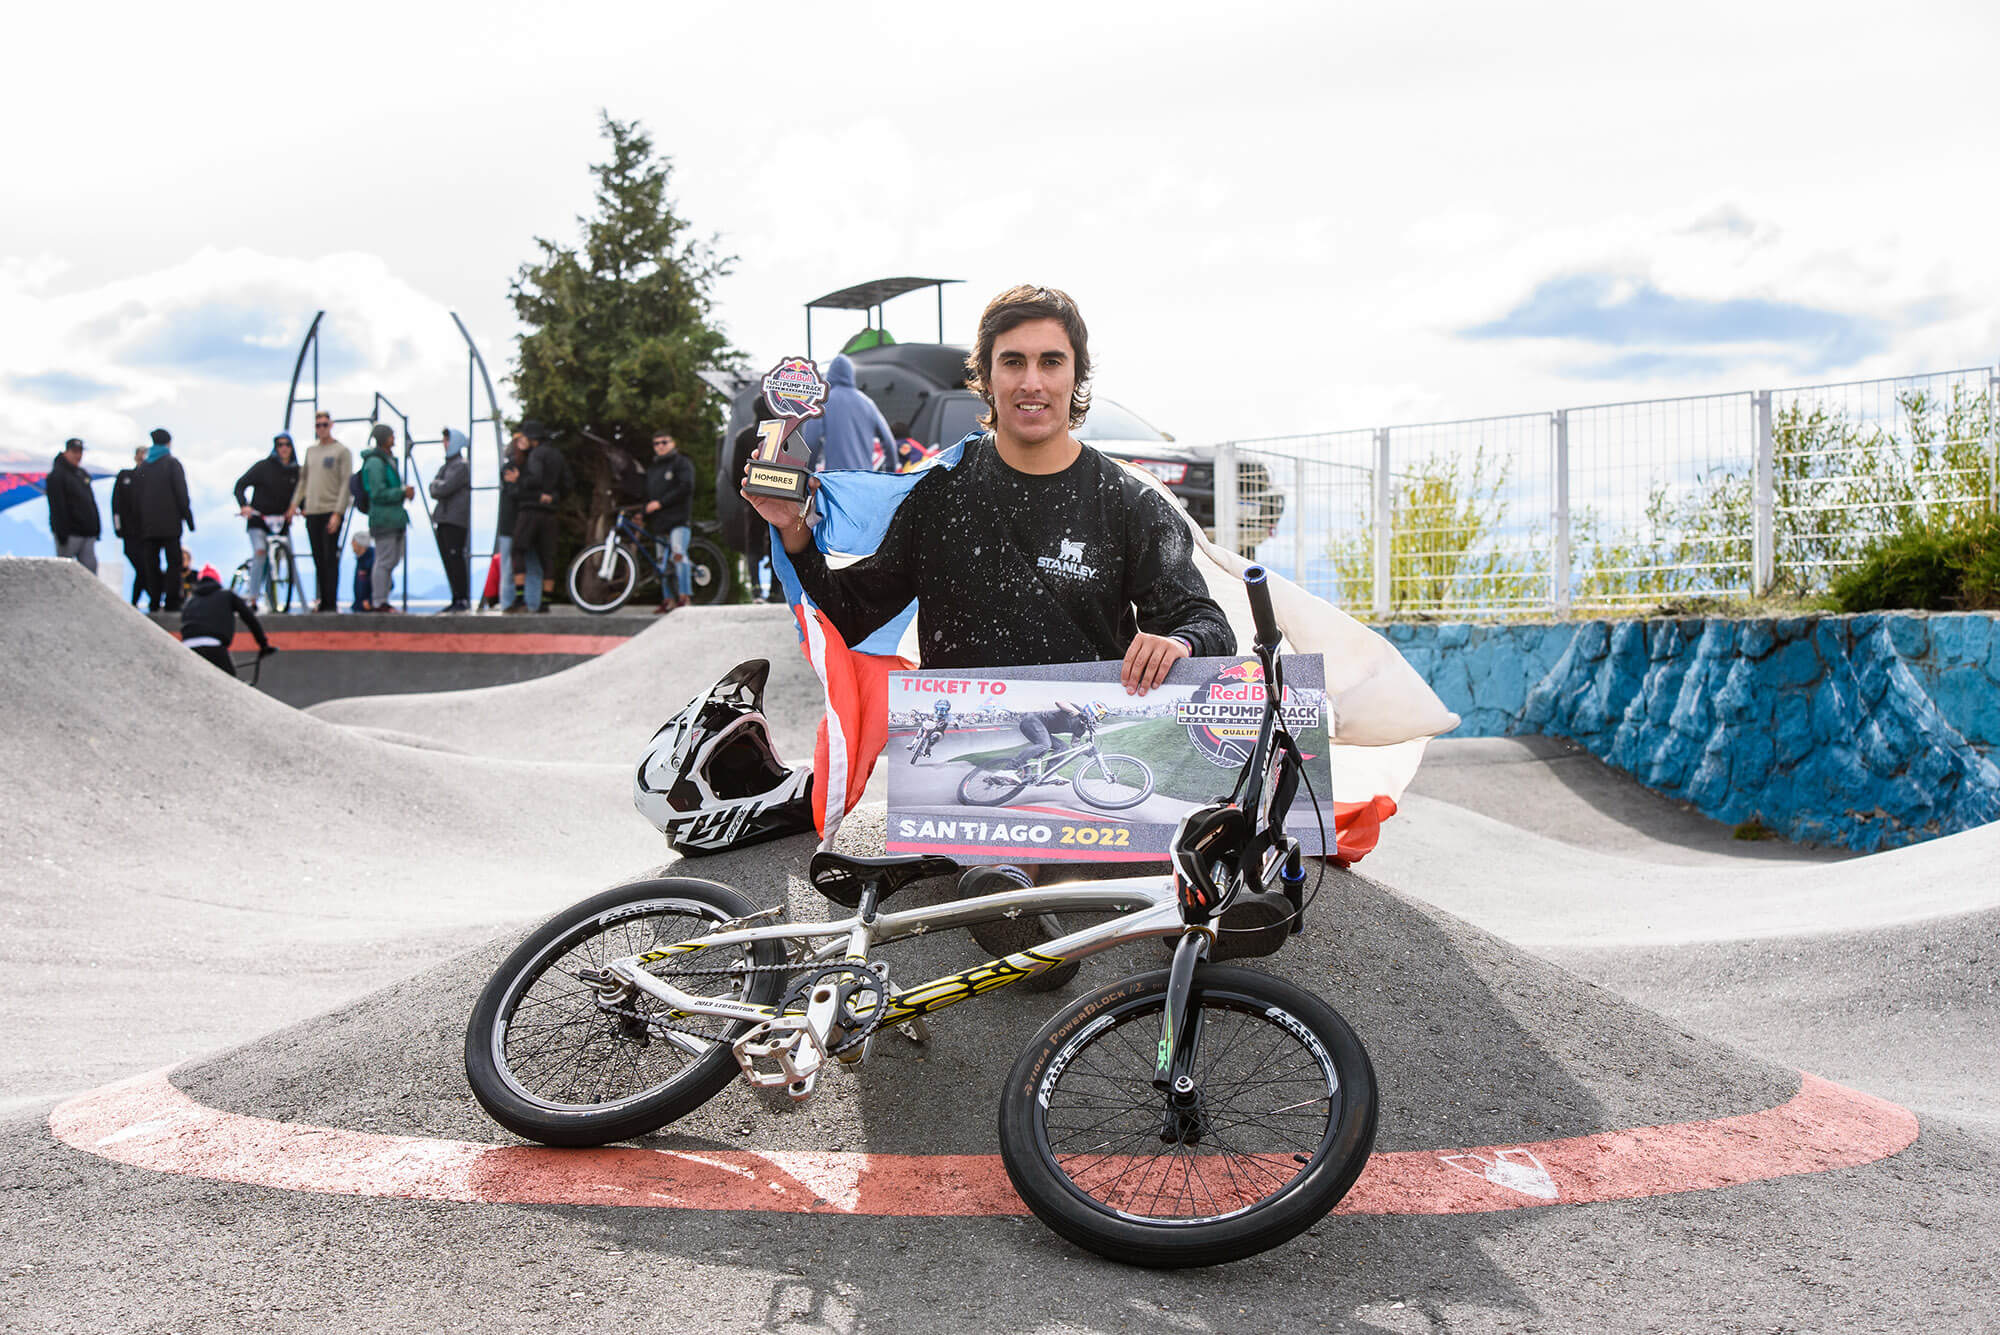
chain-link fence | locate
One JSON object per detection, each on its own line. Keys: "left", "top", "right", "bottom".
{"left": 1218, "top": 365, "right": 1998, "bottom": 616}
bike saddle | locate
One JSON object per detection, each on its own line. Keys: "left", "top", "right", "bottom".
{"left": 809, "top": 852, "right": 962, "bottom": 908}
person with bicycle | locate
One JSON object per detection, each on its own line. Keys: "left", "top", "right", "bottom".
{"left": 233, "top": 433, "right": 301, "bottom": 609}
{"left": 1013, "top": 700, "right": 1106, "bottom": 779}
{"left": 644, "top": 429, "right": 695, "bottom": 614}
{"left": 744, "top": 284, "right": 1233, "bottom": 985}
{"left": 910, "top": 696, "right": 953, "bottom": 757}
{"left": 180, "top": 564, "right": 274, "bottom": 678}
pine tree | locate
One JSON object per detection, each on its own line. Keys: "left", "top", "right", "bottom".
{"left": 510, "top": 112, "right": 740, "bottom": 577}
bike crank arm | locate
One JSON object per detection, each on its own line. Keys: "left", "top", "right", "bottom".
{"left": 1153, "top": 929, "right": 1212, "bottom": 1094}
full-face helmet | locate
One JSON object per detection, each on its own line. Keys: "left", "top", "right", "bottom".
{"left": 1090, "top": 700, "right": 1110, "bottom": 722}
{"left": 634, "top": 659, "right": 814, "bottom": 856}
{"left": 933, "top": 697, "right": 951, "bottom": 715}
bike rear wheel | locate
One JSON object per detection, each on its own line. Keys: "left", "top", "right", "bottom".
{"left": 998, "top": 965, "right": 1377, "bottom": 1268}
{"left": 566, "top": 542, "right": 638, "bottom": 614}
{"left": 687, "top": 536, "right": 733, "bottom": 605}
{"left": 958, "top": 759, "right": 1030, "bottom": 806}
{"left": 1072, "top": 753, "right": 1154, "bottom": 810}
{"left": 464, "top": 878, "right": 788, "bottom": 1146}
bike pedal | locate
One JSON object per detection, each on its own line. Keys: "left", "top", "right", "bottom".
{"left": 732, "top": 1016, "right": 826, "bottom": 1094}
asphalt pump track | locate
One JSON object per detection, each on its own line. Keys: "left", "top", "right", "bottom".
{"left": 6, "top": 556, "right": 1996, "bottom": 1332}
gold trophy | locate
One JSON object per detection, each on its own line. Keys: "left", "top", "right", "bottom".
{"left": 742, "top": 355, "right": 829, "bottom": 502}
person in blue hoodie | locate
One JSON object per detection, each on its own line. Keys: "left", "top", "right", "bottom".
{"left": 795, "top": 354, "right": 898, "bottom": 472}
{"left": 430, "top": 428, "right": 473, "bottom": 612}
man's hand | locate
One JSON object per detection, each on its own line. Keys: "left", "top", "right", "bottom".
{"left": 645, "top": 500, "right": 660, "bottom": 514}
{"left": 404, "top": 485, "right": 416, "bottom": 501}
{"left": 539, "top": 493, "right": 552, "bottom": 505}
{"left": 1121, "top": 632, "right": 1190, "bottom": 696}
{"left": 239, "top": 505, "right": 256, "bottom": 519}
{"left": 326, "top": 514, "right": 340, "bottom": 534}
{"left": 740, "top": 462, "right": 818, "bottom": 554}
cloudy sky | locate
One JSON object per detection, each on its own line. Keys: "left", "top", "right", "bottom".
{"left": 5, "top": 0, "right": 1996, "bottom": 593}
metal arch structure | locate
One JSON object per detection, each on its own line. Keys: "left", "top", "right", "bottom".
{"left": 281, "top": 310, "right": 511, "bottom": 610}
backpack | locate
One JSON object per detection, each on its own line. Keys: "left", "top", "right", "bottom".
{"left": 349, "top": 470, "right": 371, "bottom": 514}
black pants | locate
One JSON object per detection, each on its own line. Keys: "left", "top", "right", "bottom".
{"left": 435, "top": 522, "right": 470, "bottom": 606}
{"left": 191, "top": 643, "right": 236, "bottom": 676}
{"left": 513, "top": 509, "right": 557, "bottom": 590}
{"left": 123, "top": 541, "right": 147, "bottom": 605}
{"left": 140, "top": 537, "right": 184, "bottom": 611}
{"left": 304, "top": 512, "right": 342, "bottom": 611}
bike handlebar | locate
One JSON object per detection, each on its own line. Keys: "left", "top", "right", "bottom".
{"left": 1244, "top": 564, "right": 1280, "bottom": 653}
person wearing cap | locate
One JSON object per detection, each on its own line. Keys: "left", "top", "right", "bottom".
{"left": 430, "top": 428, "right": 473, "bottom": 613}
{"left": 358, "top": 423, "right": 414, "bottom": 612}
{"left": 233, "top": 433, "right": 302, "bottom": 608}
{"left": 290, "top": 410, "right": 353, "bottom": 612}
{"left": 46, "top": 437, "right": 100, "bottom": 574}
{"left": 179, "top": 563, "right": 274, "bottom": 677}
{"left": 511, "top": 420, "right": 565, "bottom": 613}
{"left": 110, "top": 446, "right": 147, "bottom": 604}
{"left": 133, "top": 428, "right": 195, "bottom": 613}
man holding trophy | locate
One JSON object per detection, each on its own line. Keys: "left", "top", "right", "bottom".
{"left": 741, "top": 284, "right": 1234, "bottom": 987}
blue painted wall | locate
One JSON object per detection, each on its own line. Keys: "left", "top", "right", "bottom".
{"left": 1381, "top": 614, "right": 2000, "bottom": 851}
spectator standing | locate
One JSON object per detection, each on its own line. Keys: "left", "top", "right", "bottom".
{"left": 46, "top": 437, "right": 100, "bottom": 573}
{"left": 511, "top": 420, "right": 564, "bottom": 614}
{"left": 430, "top": 428, "right": 473, "bottom": 613}
{"left": 133, "top": 428, "right": 194, "bottom": 612}
{"left": 644, "top": 430, "right": 696, "bottom": 614}
{"left": 359, "top": 423, "right": 413, "bottom": 612}
{"left": 233, "top": 433, "right": 302, "bottom": 607}
{"left": 111, "top": 446, "right": 147, "bottom": 605}
{"left": 290, "top": 410, "right": 353, "bottom": 612}
{"left": 179, "top": 564, "right": 272, "bottom": 677}
{"left": 349, "top": 531, "right": 378, "bottom": 612}
{"left": 493, "top": 429, "right": 530, "bottom": 611}
{"left": 796, "top": 354, "right": 898, "bottom": 472}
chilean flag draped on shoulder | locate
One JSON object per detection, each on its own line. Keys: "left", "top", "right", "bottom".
{"left": 768, "top": 442, "right": 967, "bottom": 844}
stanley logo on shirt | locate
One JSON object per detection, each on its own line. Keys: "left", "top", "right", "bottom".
{"left": 1038, "top": 537, "right": 1096, "bottom": 581}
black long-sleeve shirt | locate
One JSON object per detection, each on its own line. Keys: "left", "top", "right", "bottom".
{"left": 233, "top": 455, "right": 301, "bottom": 516}
{"left": 790, "top": 438, "right": 1234, "bottom": 669}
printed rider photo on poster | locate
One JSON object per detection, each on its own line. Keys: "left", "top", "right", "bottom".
{"left": 886, "top": 654, "right": 1332, "bottom": 863}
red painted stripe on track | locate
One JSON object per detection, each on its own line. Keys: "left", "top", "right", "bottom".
{"left": 258, "top": 630, "right": 628, "bottom": 655}
{"left": 48, "top": 1071, "right": 1915, "bottom": 1216}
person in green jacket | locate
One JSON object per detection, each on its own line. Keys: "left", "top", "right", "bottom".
{"left": 360, "top": 423, "right": 414, "bottom": 612}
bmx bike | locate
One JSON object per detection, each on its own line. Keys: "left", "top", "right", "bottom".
{"left": 566, "top": 510, "right": 732, "bottom": 614}
{"left": 463, "top": 568, "right": 1377, "bottom": 1268}
{"left": 957, "top": 735, "right": 1155, "bottom": 811}
{"left": 229, "top": 516, "right": 299, "bottom": 614}
{"left": 907, "top": 722, "right": 945, "bottom": 763}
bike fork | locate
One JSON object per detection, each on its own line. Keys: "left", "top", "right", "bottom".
{"left": 594, "top": 541, "right": 621, "bottom": 579}
{"left": 1154, "top": 931, "right": 1210, "bottom": 1126}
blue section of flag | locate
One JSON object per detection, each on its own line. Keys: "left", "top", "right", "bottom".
{"left": 768, "top": 439, "right": 968, "bottom": 657}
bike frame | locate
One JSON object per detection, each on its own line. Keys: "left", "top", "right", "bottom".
{"left": 1020, "top": 735, "right": 1106, "bottom": 782}
{"left": 590, "top": 511, "right": 676, "bottom": 586}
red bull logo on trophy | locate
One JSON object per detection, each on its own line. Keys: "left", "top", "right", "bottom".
{"left": 744, "top": 355, "right": 828, "bottom": 503}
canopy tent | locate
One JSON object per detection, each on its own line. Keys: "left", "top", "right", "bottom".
{"left": 804, "top": 277, "right": 960, "bottom": 359}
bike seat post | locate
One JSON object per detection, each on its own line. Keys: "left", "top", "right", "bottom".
{"left": 856, "top": 882, "right": 880, "bottom": 926}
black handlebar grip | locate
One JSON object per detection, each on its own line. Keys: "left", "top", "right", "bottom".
{"left": 1244, "top": 565, "right": 1280, "bottom": 650}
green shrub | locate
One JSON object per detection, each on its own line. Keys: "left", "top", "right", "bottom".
{"left": 1830, "top": 512, "right": 2000, "bottom": 612}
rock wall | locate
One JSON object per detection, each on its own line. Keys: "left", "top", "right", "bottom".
{"left": 1381, "top": 614, "right": 2000, "bottom": 851}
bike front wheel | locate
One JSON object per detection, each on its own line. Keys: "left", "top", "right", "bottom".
{"left": 268, "top": 542, "right": 297, "bottom": 613}
{"left": 565, "top": 542, "right": 638, "bottom": 614}
{"left": 958, "top": 759, "right": 1030, "bottom": 806}
{"left": 998, "top": 965, "right": 1378, "bottom": 1268}
{"left": 1072, "top": 753, "right": 1154, "bottom": 810}
{"left": 464, "top": 878, "right": 788, "bottom": 1146}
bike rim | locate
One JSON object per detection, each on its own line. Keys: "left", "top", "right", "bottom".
{"left": 492, "top": 899, "right": 757, "bottom": 1113}
{"left": 1075, "top": 757, "right": 1150, "bottom": 808}
{"left": 1033, "top": 989, "right": 1341, "bottom": 1226}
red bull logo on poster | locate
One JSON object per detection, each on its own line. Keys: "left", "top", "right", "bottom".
{"left": 1174, "top": 660, "right": 1325, "bottom": 768}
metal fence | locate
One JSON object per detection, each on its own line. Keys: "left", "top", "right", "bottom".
{"left": 1216, "top": 365, "right": 1999, "bottom": 617}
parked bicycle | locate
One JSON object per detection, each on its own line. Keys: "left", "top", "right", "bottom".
{"left": 463, "top": 568, "right": 1377, "bottom": 1267}
{"left": 956, "top": 733, "right": 1155, "bottom": 811}
{"left": 566, "top": 510, "right": 733, "bottom": 613}
{"left": 229, "top": 516, "right": 298, "bottom": 614}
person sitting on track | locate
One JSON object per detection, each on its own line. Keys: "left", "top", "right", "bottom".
{"left": 179, "top": 565, "right": 275, "bottom": 678}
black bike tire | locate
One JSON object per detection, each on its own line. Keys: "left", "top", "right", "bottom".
{"left": 957, "top": 758, "right": 1030, "bottom": 806}
{"left": 463, "top": 878, "right": 788, "bottom": 1146}
{"left": 997, "top": 965, "right": 1377, "bottom": 1268}
{"left": 565, "top": 542, "right": 638, "bottom": 614}
{"left": 1071, "top": 753, "right": 1155, "bottom": 811}
{"left": 687, "top": 537, "right": 733, "bottom": 606}
{"left": 270, "top": 542, "right": 296, "bottom": 613}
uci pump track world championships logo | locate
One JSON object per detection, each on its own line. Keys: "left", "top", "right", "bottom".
{"left": 762, "top": 357, "right": 829, "bottom": 419}
{"left": 1176, "top": 660, "right": 1326, "bottom": 768}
